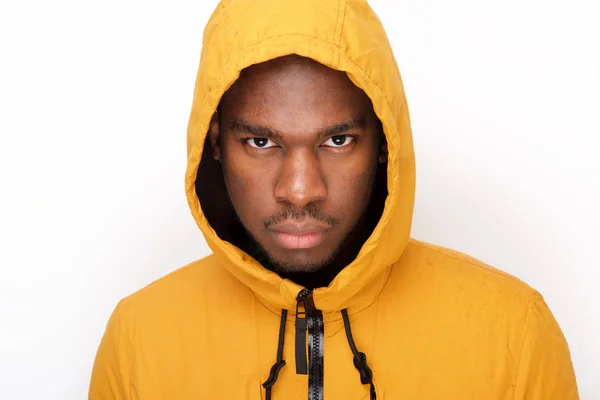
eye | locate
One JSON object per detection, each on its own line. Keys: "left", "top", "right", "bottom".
{"left": 246, "top": 138, "right": 278, "bottom": 149}
{"left": 322, "top": 135, "right": 355, "bottom": 148}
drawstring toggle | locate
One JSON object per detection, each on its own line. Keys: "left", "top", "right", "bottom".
{"left": 353, "top": 351, "right": 373, "bottom": 385}
{"left": 263, "top": 360, "right": 286, "bottom": 389}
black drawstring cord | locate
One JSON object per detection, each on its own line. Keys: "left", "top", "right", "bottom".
{"left": 262, "top": 309, "right": 288, "bottom": 400}
{"left": 341, "top": 309, "right": 377, "bottom": 400}
{"left": 263, "top": 307, "right": 376, "bottom": 398}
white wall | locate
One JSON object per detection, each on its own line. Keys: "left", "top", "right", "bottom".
{"left": 0, "top": 0, "right": 597, "bottom": 398}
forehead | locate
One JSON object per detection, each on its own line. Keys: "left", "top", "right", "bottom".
{"left": 220, "top": 56, "right": 374, "bottom": 133}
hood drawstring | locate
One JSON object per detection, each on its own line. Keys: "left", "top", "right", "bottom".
{"left": 341, "top": 309, "right": 377, "bottom": 400}
{"left": 262, "top": 307, "right": 377, "bottom": 399}
{"left": 262, "top": 309, "right": 288, "bottom": 400}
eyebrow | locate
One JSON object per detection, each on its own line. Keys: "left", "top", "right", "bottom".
{"left": 319, "top": 117, "right": 367, "bottom": 138}
{"left": 230, "top": 120, "right": 283, "bottom": 141}
{"left": 230, "top": 117, "right": 367, "bottom": 141}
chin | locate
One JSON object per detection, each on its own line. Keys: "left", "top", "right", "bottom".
{"left": 268, "top": 252, "right": 332, "bottom": 274}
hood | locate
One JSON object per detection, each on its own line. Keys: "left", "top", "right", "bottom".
{"left": 185, "top": 0, "right": 415, "bottom": 316}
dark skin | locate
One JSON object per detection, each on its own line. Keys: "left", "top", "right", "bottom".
{"left": 209, "top": 55, "right": 387, "bottom": 288}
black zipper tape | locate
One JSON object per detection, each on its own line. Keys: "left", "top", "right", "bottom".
{"left": 295, "top": 288, "right": 325, "bottom": 400}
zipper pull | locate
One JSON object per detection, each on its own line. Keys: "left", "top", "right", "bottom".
{"left": 295, "top": 288, "right": 311, "bottom": 375}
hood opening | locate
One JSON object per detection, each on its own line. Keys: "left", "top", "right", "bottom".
{"left": 195, "top": 91, "right": 388, "bottom": 286}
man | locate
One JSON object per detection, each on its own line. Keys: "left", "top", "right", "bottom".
{"left": 89, "top": 0, "right": 578, "bottom": 398}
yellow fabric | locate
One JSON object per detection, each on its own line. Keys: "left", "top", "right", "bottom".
{"left": 89, "top": 0, "right": 578, "bottom": 398}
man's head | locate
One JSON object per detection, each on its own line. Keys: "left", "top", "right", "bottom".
{"left": 208, "top": 55, "right": 387, "bottom": 276}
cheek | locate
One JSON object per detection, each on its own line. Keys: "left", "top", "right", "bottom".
{"left": 323, "top": 155, "right": 378, "bottom": 218}
{"left": 221, "top": 151, "right": 274, "bottom": 223}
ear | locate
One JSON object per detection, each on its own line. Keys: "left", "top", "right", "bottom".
{"left": 208, "top": 112, "right": 221, "bottom": 161}
{"left": 378, "top": 141, "right": 388, "bottom": 164}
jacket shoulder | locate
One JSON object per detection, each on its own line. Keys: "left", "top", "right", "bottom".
{"left": 90, "top": 255, "right": 256, "bottom": 399}
{"left": 388, "top": 240, "right": 577, "bottom": 398}
{"left": 402, "top": 239, "right": 578, "bottom": 398}
{"left": 406, "top": 238, "right": 534, "bottom": 292}
{"left": 117, "top": 254, "right": 251, "bottom": 318}
{"left": 395, "top": 239, "right": 537, "bottom": 315}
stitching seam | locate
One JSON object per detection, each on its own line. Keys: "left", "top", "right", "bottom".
{"left": 512, "top": 292, "right": 538, "bottom": 399}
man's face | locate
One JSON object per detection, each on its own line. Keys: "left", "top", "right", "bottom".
{"left": 210, "top": 56, "right": 386, "bottom": 273}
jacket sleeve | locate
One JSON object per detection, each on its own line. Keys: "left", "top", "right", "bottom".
{"left": 89, "top": 301, "right": 132, "bottom": 400}
{"left": 514, "top": 292, "right": 579, "bottom": 399}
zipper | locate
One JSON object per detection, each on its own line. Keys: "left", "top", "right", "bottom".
{"left": 295, "top": 288, "right": 325, "bottom": 400}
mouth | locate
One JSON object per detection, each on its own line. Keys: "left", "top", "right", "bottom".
{"left": 268, "top": 222, "right": 330, "bottom": 250}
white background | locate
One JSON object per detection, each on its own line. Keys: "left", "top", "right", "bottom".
{"left": 0, "top": 0, "right": 598, "bottom": 398}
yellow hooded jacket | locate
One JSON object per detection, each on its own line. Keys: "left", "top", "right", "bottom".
{"left": 89, "top": 0, "right": 578, "bottom": 398}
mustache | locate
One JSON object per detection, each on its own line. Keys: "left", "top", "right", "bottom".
{"left": 264, "top": 206, "right": 338, "bottom": 228}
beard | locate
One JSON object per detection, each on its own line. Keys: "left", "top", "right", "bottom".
{"left": 251, "top": 219, "right": 355, "bottom": 275}
{"left": 230, "top": 202, "right": 371, "bottom": 287}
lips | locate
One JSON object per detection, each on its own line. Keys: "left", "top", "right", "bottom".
{"left": 268, "top": 221, "right": 330, "bottom": 250}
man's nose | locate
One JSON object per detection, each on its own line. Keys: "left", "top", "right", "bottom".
{"left": 273, "top": 149, "right": 327, "bottom": 208}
